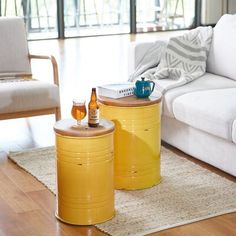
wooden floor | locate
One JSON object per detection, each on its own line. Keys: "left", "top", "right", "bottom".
{"left": 0, "top": 31, "right": 236, "bottom": 236}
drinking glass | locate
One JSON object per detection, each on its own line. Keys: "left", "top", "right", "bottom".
{"left": 71, "top": 99, "right": 87, "bottom": 126}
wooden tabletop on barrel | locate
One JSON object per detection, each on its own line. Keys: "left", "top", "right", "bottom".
{"left": 54, "top": 118, "right": 115, "bottom": 137}
{"left": 98, "top": 93, "right": 162, "bottom": 107}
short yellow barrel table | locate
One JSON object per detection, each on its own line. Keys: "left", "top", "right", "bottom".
{"left": 99, "top": 95, "right": 162, "bottom": 190}
{"left": 54, "top": 118, "right": 115, "bottom": 225}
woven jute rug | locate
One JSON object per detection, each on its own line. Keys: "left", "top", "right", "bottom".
{"left": 8, "top": 146, "right": 236, "bottom": 236}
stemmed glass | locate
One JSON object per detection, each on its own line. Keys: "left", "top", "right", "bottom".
{"left": 71, "top": 99, "right": 87, "bottom": 126}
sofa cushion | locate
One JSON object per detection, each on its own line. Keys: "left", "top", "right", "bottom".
{"left": 0, "top": 80, "right": 60, "bottom": 114}
{"left": 207, "top": 14, "right": 236, "bottom": 80}
{"left": 172, "top": 88, "right": 236, "bottom": 142}
{"left": 162, "top": 72, "right": 236, "bottom": 118}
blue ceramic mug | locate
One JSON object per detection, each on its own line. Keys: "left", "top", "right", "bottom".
{"left": 134, "top": 77, "right": 155, "bottom": 98}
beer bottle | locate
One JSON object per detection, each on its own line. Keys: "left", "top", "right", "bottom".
{"left": 88, "top": 88, "right": 99, "bottom": 127}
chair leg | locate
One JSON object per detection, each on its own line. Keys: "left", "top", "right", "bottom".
{"left": 55, "top": 107, "right": 61, "bottom": 121}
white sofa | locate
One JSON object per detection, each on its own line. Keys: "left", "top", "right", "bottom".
{"left": 128, "top": 14, "right": 236, "bottom": 177}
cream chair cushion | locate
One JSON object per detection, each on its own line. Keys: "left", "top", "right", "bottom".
{"left": 0, "top": 80, "right": 60, "bottom": 114}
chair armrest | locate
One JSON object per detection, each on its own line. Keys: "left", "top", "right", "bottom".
{"left": 29, "top": 54, "right": 59, "bottom": 86}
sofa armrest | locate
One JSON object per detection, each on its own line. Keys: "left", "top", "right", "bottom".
{"left": 128, "top": 42, "right": 154, "bottom": 77}
{"left": 128, "top": 40, "right": 168, "bottom": 77}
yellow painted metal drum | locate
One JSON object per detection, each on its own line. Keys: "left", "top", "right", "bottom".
{"left": 54, "top": 119, "right": 115, "bottom": 225}
{"left": 99, "top": 95, "right": 162, "bottom": 190}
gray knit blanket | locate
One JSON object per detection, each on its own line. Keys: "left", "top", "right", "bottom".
{"left": 129, "top": 26, "right": 213, "bottom": 93}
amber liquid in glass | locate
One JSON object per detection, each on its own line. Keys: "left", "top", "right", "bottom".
{"left": 71, "top": 101, "right": 86, "bottom": 125}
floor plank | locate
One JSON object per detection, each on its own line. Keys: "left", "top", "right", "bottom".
{"left": 0, "top": 160, "right": 46, "bottom": 193}
{"left": 0, "top": 170, "right": 40, "bottom": 213}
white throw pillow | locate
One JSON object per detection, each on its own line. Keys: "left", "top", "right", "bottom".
{"left": 207, "top": 14, "right": 236, "bottom": 80}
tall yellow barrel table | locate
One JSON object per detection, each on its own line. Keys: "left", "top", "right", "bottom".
{"left": 99, "top": 94, "right": 162, "bottom": 190}
{"left": 54, "top": 118, "right": 115, "bottom": 225}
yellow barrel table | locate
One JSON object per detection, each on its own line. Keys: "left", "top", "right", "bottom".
{"left": 99, "top": 94, "right": 162, "bottom": 190}
{"left": 54, "top": 118, "right": 115, "bottom": 225}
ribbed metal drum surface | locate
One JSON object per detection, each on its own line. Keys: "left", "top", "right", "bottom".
{"left": 55, "top": 132, "right": 114, "bottom": 225}
{"left": 100, "top": 103, "right": 161, "bottom": 190}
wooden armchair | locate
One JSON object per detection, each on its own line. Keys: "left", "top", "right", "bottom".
{"left": 0, "top": 17, "right": 61, "bottom": 121}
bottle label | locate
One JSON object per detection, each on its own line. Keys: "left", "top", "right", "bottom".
{"left": 89, "top": 109, "right": 99, "bottom": 124}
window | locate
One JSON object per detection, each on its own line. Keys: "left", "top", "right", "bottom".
{"left": 0, "top": 0, "right": 196, "bottom": 39}
{"left": 0, "top": 0, "right": 57, "bottom": 39}
{"left": 136, "top": 0, "right": 195, "bottom": 32}
{"left": 64, "top": 0, "right": 130, "bottom": 37}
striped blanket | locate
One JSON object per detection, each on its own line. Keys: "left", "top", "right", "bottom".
{"left": 129, "top": 26, "right": 213, "bottom": 93}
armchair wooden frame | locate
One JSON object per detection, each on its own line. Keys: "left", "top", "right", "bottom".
{"left": 0, "top": 54, "right": 61, "bottom": 121}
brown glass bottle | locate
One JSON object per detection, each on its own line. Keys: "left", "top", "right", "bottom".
{"left": 88, "top": 88, "right": 99, "bottom": 127}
